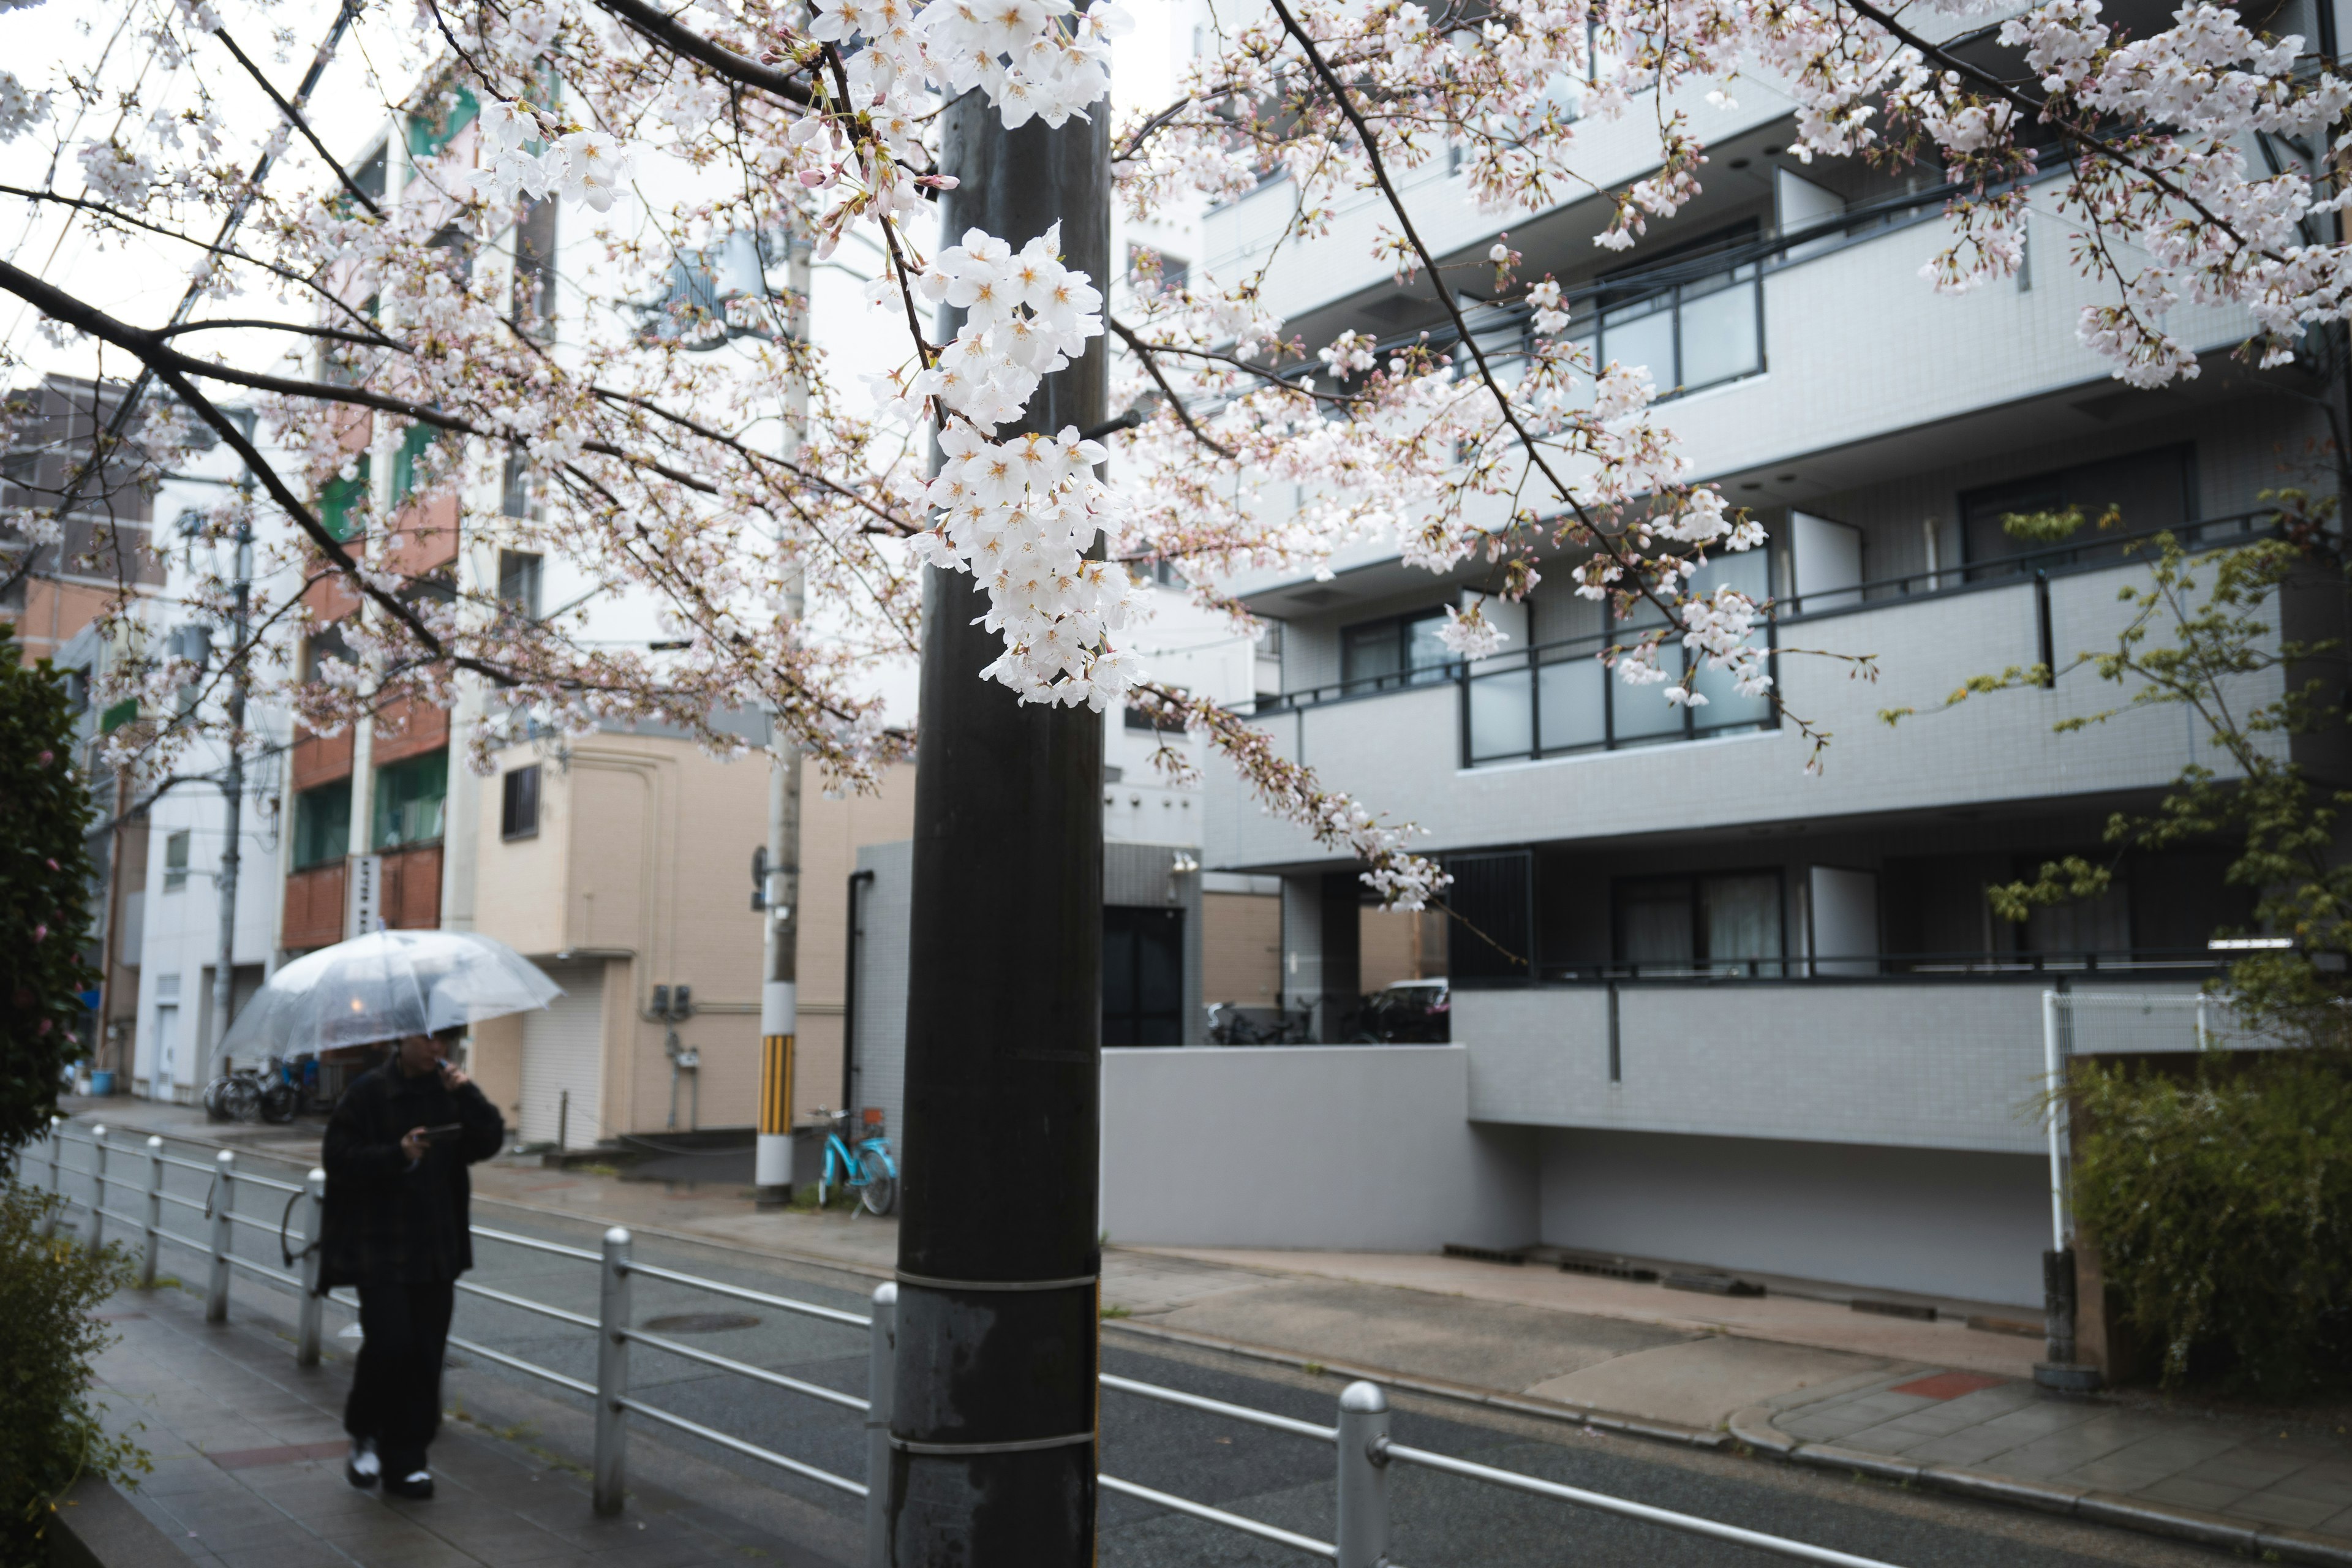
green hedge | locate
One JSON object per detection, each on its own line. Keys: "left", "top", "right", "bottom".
{"left": 0, "top": 1183, "right": 145, "bottom": 1566}
{"left": 2071, "top": 1052, "right": 2352, "bottom": 1397}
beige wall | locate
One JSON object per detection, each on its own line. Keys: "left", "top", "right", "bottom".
{"left": 1202, "top": 891, "right": 1281, "bottom": 1006}
{"left": 469, "top": 735, "right": 914, "bottom": 1136}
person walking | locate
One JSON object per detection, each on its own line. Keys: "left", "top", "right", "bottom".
{"left": 321, "top": 1024, "right": 505, "bottom": 1499}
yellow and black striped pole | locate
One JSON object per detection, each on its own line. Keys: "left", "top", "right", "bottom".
{"left": 756, "top": 685, "right": 805, "bottom": 1206}
{"left": 758, "top": 1022, "right": 794, "bottom": 1174}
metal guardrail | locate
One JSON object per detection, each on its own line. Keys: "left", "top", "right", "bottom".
{"left": 26, "top": 1117, "right": 1902, "bottom": 1568}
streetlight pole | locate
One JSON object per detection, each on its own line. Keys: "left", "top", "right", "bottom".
{"left": 884, "top": 94, "right": 1108, "bottom": 1566}
{"left": 756, "top": 221, "right": 814, "bottom": 1208}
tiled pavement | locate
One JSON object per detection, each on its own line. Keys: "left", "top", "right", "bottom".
{"left": 1764, "top": 1366, "right": 2352, "bottom": 1541}
{"left": 84, "top": 1285, "right": 834, "bottom": 1568}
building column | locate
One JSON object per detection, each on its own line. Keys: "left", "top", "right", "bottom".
{"left": 1281, "top": 871, "right": 1363, "bottom": 1042}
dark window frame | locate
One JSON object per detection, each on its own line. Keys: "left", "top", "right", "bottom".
{"left": 1339, "top": 606, "right": 1452, "bottom": 692}
{"left": 501, "top": 763, "right": 541, "bottom": 840}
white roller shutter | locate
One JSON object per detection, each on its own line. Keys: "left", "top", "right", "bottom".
{"left": 520, "top": 960, "right": 606, "bottom": 1149}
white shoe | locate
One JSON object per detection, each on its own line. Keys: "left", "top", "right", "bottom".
{"left": 345, "top": 1440, "right": 380, "bottom": 1488}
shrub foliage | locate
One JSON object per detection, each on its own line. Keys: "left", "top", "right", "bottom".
{"left": 2071, "top": 1052, "right": 2352, "bottom": 1396}
{"left": 1, "top": 620, "right": 100, "bottom": 1159}
{"left": 0, "top": 1182, "right": 146, "bottom": 1565}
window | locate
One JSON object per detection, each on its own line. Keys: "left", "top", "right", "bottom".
{"left": 501, "top": 764, "right": 541, "bottom": 840}
{"left": 1340, "top": 608, "right": 1452, "bottom": 690}
{"left": 1958, "top": 445, "right": 2194, "bottom": 576}
{"left": 302, "top": 623, "right": 353, "bottom": 685}
{"left": 293, "top": 782, "right": 351, "bottom": 869}
{"left": 513, "top": 197, "right": 559, "bottom": 332}
{"left": 1614, "top": 871, "right": 1785, "bottom": 975}
{"left": 351, "top": 143, "right": 388, "bottom": 205}
{"left": 390, "top": 425, "right": 437, "bottom": 506}
{"left": 1125, "top": 244, "right": 1189, "bottom": 293}
{"left": 1447, "top": 850, "right": 1533, "bottom": 982}
{"left": 498, "top": 549, "right": 543, "bottom": 619}
{"left": 163, "top": 829, "right": 191, "bottom": 893}
{"left": 500, "top": 451, "right": 532, "bottom": 519}
{"left": 1123, "top": 706, "right": 1186, "bottom": 733}
{"left": 405, "top": 83, "right": 480, "bottom": 160}
{"left": 318, "top": 456, "right": 369, "bottom": 541}
{"left": 1466, "top": 554, "right": 1775, "bottom": 764}
{"left": 1566, "top": 222, "right": 1764, "bottom": 401}
{"left": 372, "top": 750, "right": 449, "bottom": 850}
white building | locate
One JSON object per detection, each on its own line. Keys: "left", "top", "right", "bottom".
{"left": 1163, "top": 62, "right": 2346, "bottom": 1310}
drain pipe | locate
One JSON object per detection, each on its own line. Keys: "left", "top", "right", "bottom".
{"left": 843, "top": 870, "right": 873, "bottom": 1119}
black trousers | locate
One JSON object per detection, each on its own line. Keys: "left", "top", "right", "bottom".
{"left": 344, "top": 1280, "right": 456, "bottom": 1475}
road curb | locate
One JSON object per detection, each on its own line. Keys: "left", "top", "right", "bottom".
{"left": 1731, "top": 1403, "right": 2352, "bottom": 1567}
{"left": 1101, "top": 1316, "right": 1728, "bottom": 1450}
{"left": 43, "top": 1474, "right": 187, "bottom": 1568}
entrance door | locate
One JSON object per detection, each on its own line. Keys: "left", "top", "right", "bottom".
{"left": 519, "top": 960, "right": 605, "bottom": 1149}
{"left": 1104, "top": 906, "right": 1184, "bottom": 1046}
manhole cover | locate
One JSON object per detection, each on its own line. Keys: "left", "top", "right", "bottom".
{"left": 642, "top": 1312, "right": 761, "bottom": 1334}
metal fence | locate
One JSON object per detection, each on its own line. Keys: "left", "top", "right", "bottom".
{"left": 26, "top": 1117, "right": 1900, "bottom": 1568}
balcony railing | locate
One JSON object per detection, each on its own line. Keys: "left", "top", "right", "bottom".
{"left": 1512, "top": 948, "right": 2226, "bottom": 986}
{"left": 1253, "top": 510, "right": 2293, "bottom": 770}
{"left": 1778, "top": 508, "right": 2284, "bottom": 621}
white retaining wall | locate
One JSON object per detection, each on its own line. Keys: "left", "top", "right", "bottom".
{"left": 1100, "top": 1044, "right": 1536, "bottom": 1252}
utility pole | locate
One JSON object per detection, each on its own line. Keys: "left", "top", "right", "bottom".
{"left": 211, "top": 477, "right": 255, "bottom": 1076}
{"left": 884, "top": 96, "right": 1108, "bottom": 1565}
{"left": 756, "top": 221, "right": 814, "bottom": 1207}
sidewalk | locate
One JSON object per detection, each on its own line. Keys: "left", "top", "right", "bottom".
{"left": 78, "top": 1281, "right": 834, "bottom": 1568}
{"left": 61, "top": 1097, "right": 2352, "bottom": 1565}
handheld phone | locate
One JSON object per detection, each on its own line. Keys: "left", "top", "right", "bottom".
{"left": 422, "top": 1123, "right": 465, "bottom": 1143}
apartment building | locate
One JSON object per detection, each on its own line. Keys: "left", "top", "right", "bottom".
{"left": 1189, "top": 79, "right": 2342, "bottom": 1308}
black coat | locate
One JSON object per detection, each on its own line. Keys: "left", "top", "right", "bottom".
{"left": 320, "top": 1061, "right": 505, "bottom": 1289}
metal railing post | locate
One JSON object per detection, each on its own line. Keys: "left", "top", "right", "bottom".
{"left": 43, "top": 1118, "right": 62, "bottom": 1237}
{"left": 141, "top": 1136, "right": 164, "bottom": 1287}
{"left": 1335, "top": 1381, "right": 1392, "bottom": 1568}
{"left": 87, "top": 1125, "right": 107, "bottom": 1250}
{"left": 295, "top": 1168, "right": 326, "bottom": 1366}
{"left": 864, "top": 1281, "right": 897, "bottom": 1566}
{"left": 594, "top": 1226, "right": 632, "bottom": 1515}
{"left": 206, "top": 1150, "right": 236, "bottom": 1322}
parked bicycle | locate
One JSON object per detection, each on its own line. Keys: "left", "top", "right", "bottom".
{"left": 811, "top": 1107, "right": 897, "bottom": 1216}
{"left": 1205, "top": 1001, "right": 1310, "bottom": 1045}
{"left": 203, "top": 1057, "right": 300, "bottom": 1125}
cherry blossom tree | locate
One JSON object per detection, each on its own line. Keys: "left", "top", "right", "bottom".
{"left": 2, "top": 0, "right": 2347, "bottom": 909}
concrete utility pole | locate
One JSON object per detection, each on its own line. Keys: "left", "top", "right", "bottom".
{"left": 210, "top": 507, "right": 254, "bottom": 1072}
{"left": 884, "top": 95, "right": 1109, "bottom": 1565}
{"left": 756, "top": 223, "right": 815, "bottom": 1207}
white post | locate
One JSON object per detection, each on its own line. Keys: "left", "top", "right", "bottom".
{"left": 43, "top": 1117, "right": 63, "bottom": 1238}
{"left": 2196, "top": 995, "right": 2211, "bottom": 1053}
{"left": 594, "top": 1227, "right": 632, "bottom": 1515}
{"left": 1335, "top": 1382, "right": 1391, "bottom": 1568}
{"left": 141, "top": 1136, "right": 165, "bottom": 1287}
{"left": 865, "top": 1281, "right": 897, "bottom": 1567}
{"left": 206, "top": 1150, "right": 236, "bottom": 1321}
{"left": 295, "top": 1167, "right": 326, "bottom": 1366}
{"left": 88, "top": 1125, "right": 108, "bottom": 1250}
{"left": 2041, "top": 989, "right": 2067, "bottom": 1252}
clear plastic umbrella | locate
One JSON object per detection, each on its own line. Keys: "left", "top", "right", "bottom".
{"left": 216, "top": 929, "right": 564, "bottom": 1061}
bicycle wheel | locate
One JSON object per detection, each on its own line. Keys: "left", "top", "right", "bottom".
{"left": 203, "top": 1076, "right": 231, "bottom": 1121}
{"left": 860, "top": 1170, "right": 897, "bottom": 1216}
{"left": 260, "top": 1083, "right": 298, "bottom": 1124}
{"left": 221, "top": 1078, "right": 262, "bottom": 1124}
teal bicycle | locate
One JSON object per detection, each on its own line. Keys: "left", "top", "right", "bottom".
{"left": 813, "top": 1108, "right": 898, "bottom": 1215}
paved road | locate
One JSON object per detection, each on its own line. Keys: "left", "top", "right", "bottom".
{"left": 36, "top": 1125, "right": 2232, "bottom": 1567}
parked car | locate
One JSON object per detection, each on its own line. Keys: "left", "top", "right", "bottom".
{"left": 1354, "top": 978, "right": 1450, "bottom": 1043}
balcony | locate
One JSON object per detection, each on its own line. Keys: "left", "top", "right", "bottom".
{"left": 1207, "top": 514, "right": 2297, "bottom": 866}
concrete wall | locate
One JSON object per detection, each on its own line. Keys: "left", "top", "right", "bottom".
{"left": 1538, "top": 1128, "right": 2048, "bottom": 1308}
{"left": 1100, "top": 1045, "right": 1536, "bottom": 1252}
{"left": 1461, "top": 981, "right": 2206, "bottom": 1155}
